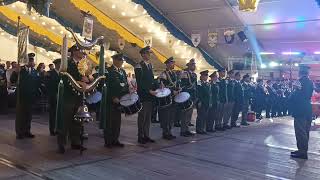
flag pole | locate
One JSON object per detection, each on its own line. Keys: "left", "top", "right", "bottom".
{"left": 15, "top": 16, "right": 21, "bottom": 134}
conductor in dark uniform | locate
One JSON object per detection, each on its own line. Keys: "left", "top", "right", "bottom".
{"left": 290, "top": 65, "right": 314, "bottom": 159}
{"left": 104, "top": 53, "right": 129, "bottom": 148}
{"left": 16, "top": 53, "right": 40, "bottom": 139}
{"left": 158, "top": 57, "right": 179, "bottom": 140}
{"left": 47, "top": 59, "right": 61, "bottom": 136}
{"left": 57, "top": 45, "right": 86, "bottom": 154}
{"left": 134, "top": 46, "right": 156, "bottom": 144}
{"left": 196, "top": 70, "right": 212, "bottom": 134}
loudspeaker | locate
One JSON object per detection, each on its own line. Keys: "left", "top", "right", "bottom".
{"left": 238, "top": 31, "right": 248, "bottom": 42}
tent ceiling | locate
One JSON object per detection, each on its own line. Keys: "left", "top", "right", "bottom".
{"left": 148, "top": 0, "right": 320, "bottom": 65}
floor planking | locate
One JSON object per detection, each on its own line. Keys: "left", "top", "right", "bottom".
{"left": 0, "top": 112, "right": 319, "bottom": 180}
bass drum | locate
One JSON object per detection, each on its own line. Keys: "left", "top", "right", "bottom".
{"left": 174, "top": 92, "right": 193, "bottom": 111}
{"left": 155, "top": 88, "right": 172, "bottom": 108}
{"left": 120, "top": 93, "right": 142, "bottom": 115}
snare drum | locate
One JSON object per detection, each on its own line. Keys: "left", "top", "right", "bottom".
{"left": 120, "top": 93, "right": 142, "bottom": 115}
{"left": 174, "top": 92, "right": 193, "bottom": 111}
{"left": 155, "top": 88, "right": 172, "bottom": 108}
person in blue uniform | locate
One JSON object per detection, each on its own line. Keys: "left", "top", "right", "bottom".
{"left": 290, "top": 65, "right": 314, "bottom": 159}
{"left": 158, "top": 57, "right": 179, "bottom": 140}
{"left": 254, "top": 79, "right": 266, "bottom": 120}
{"left": 196, "top": 70, "right": 212, "bottom": 134}
{"left": 15, "top": 53, "right": 40, "bottom": 139}
{"left": 47, "top": 59, "right": 61, "bottom": 136}
{"left": 134, "top": 46, "right": 156, "bottom": 144}
{"left": 104, "top": 53, "right": 129, "bottom": 148}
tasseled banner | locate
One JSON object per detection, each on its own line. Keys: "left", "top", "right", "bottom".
{"left": 99, "top": 83, "right": 107, "bottom": 129}
{"left": 55, "top": 80, "right": 64, "bottom": 133}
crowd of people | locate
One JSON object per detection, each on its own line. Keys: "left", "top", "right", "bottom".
{"left": 0, "top": 45, "right": 316, "bottom": 159}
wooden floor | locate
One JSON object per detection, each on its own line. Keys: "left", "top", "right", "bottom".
{"left": 0, "top": 112, "right": 319, "bottom": 180}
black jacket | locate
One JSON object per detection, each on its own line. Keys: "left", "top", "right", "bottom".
{"left": 210, "top": 82, "right": 219, "bottom": 108}
{"left": 234, "top": 80, "right": 243, "bottom": 104}
{"left": 106, "top": 65, "right": 129, "bottom": 104}
{"left": 47, "top": 69, "right": 60, "bottom": 98}
{"left": 290, "top": 77, "right": 314, "bottom": 119}
{"left": 134, "top": 61, "right": 155, "bottom": 102}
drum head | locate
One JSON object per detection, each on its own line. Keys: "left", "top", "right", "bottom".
{"left": 155, "top": 88, "right": 171, "bottom": 98}
{"left": 86, "top": 92, "right": 102, "bottom": 104}
{"left": 120, "top": 93, "right": 139, "bottom": 106}
{"left": 174, "top": 92, "right": 190, "bottom": 103}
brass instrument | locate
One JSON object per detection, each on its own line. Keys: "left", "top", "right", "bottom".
{"left": 57, "top": 28, "right": 107, "bottom": 155}
{"left": 60, "top": 72, "right": 105, "bottom": 94}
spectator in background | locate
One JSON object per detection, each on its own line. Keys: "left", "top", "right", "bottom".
{"left": 0, "top": 64, "right": 8, "bottom": 114}
{"left": 5, "top": 61, "right": 11, "bottom": 70}
{"left": 6, "top": 62, "right": 17, "bottom": 89}
{"left": 48, "top": 64, "right": 54, "bottom": 71}
{"left": 130, "top": 74, "right": 137, "bottom": 92}
{"left": 36, "top": 63, "right": 47, "bottom": 96}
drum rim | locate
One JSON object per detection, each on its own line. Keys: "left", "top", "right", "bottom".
{"left": 174, "top": 92, "right": 191, "bottom": 103}
{"left": 155, "top": 88, "right": 171, "bottom": 98}
{"left": 120, "top": 93, "right": 139, "bottom": 106}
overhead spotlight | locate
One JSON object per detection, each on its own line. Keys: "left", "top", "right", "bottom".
{"left": 269, "top": 61, "right": 279, "bottom": 67}
{"left": 260, "top": 52, "right": 275, "bottom": 55}
{"left": 237, "top": 31, "right": 248, "bottom": 42}
{"left": 294, "top": 63, "right": 299, "bottom": 67}
{"left": 260, "top": 64, "right": 267, "bottom": 69}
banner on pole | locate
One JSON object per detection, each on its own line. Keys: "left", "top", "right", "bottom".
{"left": 82, "top": 16, "right": 93, "bottom": 41}
{"left": 17, "top": 27, "right": 29, "bottom": 65}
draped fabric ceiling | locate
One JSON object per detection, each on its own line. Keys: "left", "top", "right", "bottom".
{"left": 0, "top": 0, "right": 220, "bottom": 74}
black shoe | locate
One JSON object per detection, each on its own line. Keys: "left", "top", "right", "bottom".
{"left": 16, "top": 134, "right": 24, "bottom": 139}
{"left": 180, "top": 132, "right": 190, "bottom": 137}
{"left": 231, "top": 124, "right": 240, "bottom": 128}
{"left": 57, "top": 146, "right": 65, "bottom": 154}
{"left": 196, "top": 131, "right": 207, "bottom": 135}
{"left": 138, "top": 138, "right": 146, "bottom": 144}
{"left": 25, "top": 133, "right": 35, "bottom": 138}
{"left": 216, "top": 127, "right": 225, "bottom": 131}
{"left": 50, "top": 132, "right": 56, "bottom": 136}
{"left": 291, "top": 150, "right": 300, "bottom": 155}
{"left": 206, "top": 129, "right": 215, "bottom": 133}
{"left": 186, "top": 131, "right": 195, "bottom": 136}
{"left": 224, "top": 125, "right": 232, "bottom": 129}
{"left": 104, "top": 143, "right": 113, "bottom": 148}
{"left": 163, "top": 134, "right": 175, "bottom": 140}
{"left": 188, "top": 123, "right": 194, "bottom": 126}
{"left": 113, "top": 141, "right": 124, "bottom": 148}
{"left": 174, "top": 123, "right": 181, "bottom": 127}
{"left": 71, "top": 144, "right": 87, "bottom": 151}
{"left": 291, "top": 153, "right": 308, "bottom": 160}
{"left": 144, "top": 137, "right": 155, "bottom": 143}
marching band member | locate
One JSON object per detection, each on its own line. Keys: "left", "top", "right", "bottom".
{"left": 241, "top": 74, "right": 252, "bottom": 126}
{"left": 230, "top": 72, "right": 242, "bottom": 127}
{"left": 207, "top": 71, "right": 219, "bottom": 132}
{"left": 224, "top": 70, "right": 235, "bottom": 129}
{"left": 15, "top": 53, "right": 40, "bottom": 139}
{"left": 47, "top": 59, "right": 61, "bottom": 136}
{"left": 216, "top": 69, "right": 227, "bottom": 131}
{"left": 57, "top": 45, "right": 87, "bottom": 154}
{"left": 179, "top": 59, "right": 197, "bottom": 137}
{"left": 104, "top": 53, "right": 129, "bottom": 148}
{"left": 134, "top": 46, "right": 156, "bottom": 144}
{"left": 290, "top": 65, "right": 314, "bottom": 159}
{"left": 196, "top": 70, "right": 212, "bottom": 134}
{"left": 158, "top": 57, "right": 179, "bottom": 140}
